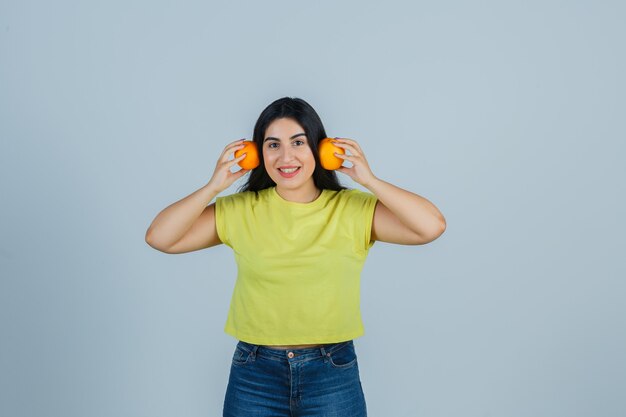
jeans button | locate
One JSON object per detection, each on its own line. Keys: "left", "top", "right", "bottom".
{"left": 287, "top": 351, "right": 294, "bottom": 358}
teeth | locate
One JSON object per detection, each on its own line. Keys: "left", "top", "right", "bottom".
{"left": 279, "top": 167, "right": 299, "bottom": 173}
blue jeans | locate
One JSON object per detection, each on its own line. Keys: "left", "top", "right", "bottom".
{"left": 223, "top": 339, "right": 367, "bottom": 416}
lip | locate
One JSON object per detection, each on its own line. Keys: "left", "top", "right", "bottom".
{"left": 277, "top": 167, "right": 301, "bottom": 178}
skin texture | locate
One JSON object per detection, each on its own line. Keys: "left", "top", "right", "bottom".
{"left": 262, "top": 118, "right": 322, "bottom": 204}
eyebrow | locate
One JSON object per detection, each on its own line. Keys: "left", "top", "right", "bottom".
{"left": 263, "top": 133, "right": 307, "bottom": 143}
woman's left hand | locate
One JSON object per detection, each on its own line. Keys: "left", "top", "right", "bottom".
{"left": 331, "top": 137, "right": 377, "bottom": 187}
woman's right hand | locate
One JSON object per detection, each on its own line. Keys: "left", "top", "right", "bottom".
{"left": 206, "top": 139, "right": 251, "bottom": 194}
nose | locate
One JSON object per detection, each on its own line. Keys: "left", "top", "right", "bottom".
{"left": 279, "top": 144, "right": 296, "bottom": 161}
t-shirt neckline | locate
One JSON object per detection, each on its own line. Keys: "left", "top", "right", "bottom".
{"left": 270, "top": 186, "right": 326, "bottom": 208}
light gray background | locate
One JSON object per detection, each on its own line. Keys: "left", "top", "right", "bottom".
{"left": 1, "top": 1, "right": 624, "bottom": 416}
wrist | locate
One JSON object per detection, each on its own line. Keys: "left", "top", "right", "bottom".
{"left": 203, "top": 182, "right": 221, "bottom": 199}
{"left": 363, "top": 175, "right": 380, "bottom": 190}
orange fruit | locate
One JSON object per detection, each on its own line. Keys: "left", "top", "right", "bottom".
{"left": 234, "top": 140, "right": 260, "bottom": 170}
{"left": 318, "top": 137, "right": 344, "bottom": 170}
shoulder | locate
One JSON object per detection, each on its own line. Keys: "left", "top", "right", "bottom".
{"left": 216, "top": 189, "right": 265, "bottom": 205}
{"left": 330, "top": 188, "right": 377, "bottom": 251}
{"left": 326, "top": 188, "right": 377, "bottom": 218}
{"left": 334, "top": 188, "right": 377, "bottom": 205}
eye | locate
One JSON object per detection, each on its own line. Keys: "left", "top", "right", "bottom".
{"left": 294, "top": 140, "right": 305, "bottom": 146}
{"left": 268, "top": 142, "right": 278, "bottom": 149}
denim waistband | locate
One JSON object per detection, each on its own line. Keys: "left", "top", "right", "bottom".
{"left": 236, "top": 339, "right": 354, "bottom": 362}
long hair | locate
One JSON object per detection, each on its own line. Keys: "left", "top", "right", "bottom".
{"left": 237, "top": 97, "right": 348, "bottom": 193}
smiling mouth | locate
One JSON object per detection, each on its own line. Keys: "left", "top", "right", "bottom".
{"left": 278, "top": 167, "right": 301, "bottom": 173}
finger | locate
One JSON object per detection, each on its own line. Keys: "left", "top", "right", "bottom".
{"left": 332, "top": 140, "right": 360, "bottom": 157}
{"left": 221, "top": 152, "right": 246, "bottom": 169}
{"left": 220, "top": 143, "right": 246, "bottom": 162}
{"left": 333, "top": 152, "right": 354, "bottom": 161}
{"left": 229, "top": 138, "right": 247, "bottom": 146}
{"left": 334, "top": 137, "right": 362, "bottom": 152}
{"left": 336, "top": 166, "right": 351, "bottom": 176}
{"left": 223, "top": 139, "right": 247, "bottom": 154}
{"left": 227, "top": 141, "right": 247, "bottom": 153}
{"left": 235, "top": 168, "right": 249, "bottom": 178}
{"left": 230, "top": 152, "right": 248, "bottom": 163}
{"left": 336, "top": 137, "right": 356, "bottom": 143}
{"left": 350, "top": 141, "right": 363, "bottom": 153}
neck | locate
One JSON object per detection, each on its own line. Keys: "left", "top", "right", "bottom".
{"left": 275, "top": 186, "right": 321, "bottom": 203}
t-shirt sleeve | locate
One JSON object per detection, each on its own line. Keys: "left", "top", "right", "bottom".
{"left": 351, "top": 189, "right": 378, "bottom": 252}
{"left": 214, "top": 195, "right": 232, "bottom": 248}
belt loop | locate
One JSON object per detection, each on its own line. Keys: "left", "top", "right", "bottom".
{"left": 251, "top": 344, "right": 259, "bottom": 360}
{"left": 320, "top": 346, "right": 329, "bottom": 363}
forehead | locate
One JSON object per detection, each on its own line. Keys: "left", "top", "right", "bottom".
{"left": 264, "top": 118, "right": 306, "bottom": 139}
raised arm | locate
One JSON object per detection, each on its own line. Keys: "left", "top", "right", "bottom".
{"left": 331, "top": 137, "right": 446, "bottom": 245}
{"left": 145, "top": 138, "right": 250, "bottom": 254}
{"left": 145, "top": 184, "right": 220, "bottom": 253}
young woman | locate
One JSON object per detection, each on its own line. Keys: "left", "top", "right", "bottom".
{"left": 145, "top": 97, "right": 446, "bottom": 416}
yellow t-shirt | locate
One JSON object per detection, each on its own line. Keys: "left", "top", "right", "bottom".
{"left": 214, "top": 186, "right": 378, "bottom": 345}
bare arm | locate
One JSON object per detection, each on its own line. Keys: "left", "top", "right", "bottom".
{"left": 145, "top": 183, "right": 219, "bottom": 252}
{"left": 368, "top": 178, "right": 446, "bottom": 245}
{"left": 145, "top": 138, "right": 250, "bottom": 253}
{"left": 331, "top": 137, "right": 446, "bottom": 245}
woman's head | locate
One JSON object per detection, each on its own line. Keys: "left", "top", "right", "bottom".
{"left": 238, "top": 97, "right": 346, "bottom": 194}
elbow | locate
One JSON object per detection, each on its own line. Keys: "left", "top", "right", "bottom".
{"left": 145, "top": 230, "right": 180, "bottom": 254}
{"left": 145, "top": 229, "right": 155, "bottom": 246}
{"left": 145, "top": 233, "right": 158, "bottom": 250}
{"left": 436, "top": 218, "right": 446, "bottom": 238}
{"left": 145, "top": 231, "right": 167, "bottom": 252}
{"left": 145, "top": 238, "right": 173, "bottom": 254}
{"left": 437, "top": 213, "right": 446, "bottom": 234}
{"left": 424, "top": 219, "right": 446, "bottom": 244}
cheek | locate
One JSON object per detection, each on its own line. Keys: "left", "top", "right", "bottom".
{"left": 263, "top": 152, "right": 280, "bottom": 172}
{"left": 300, "top": 149, "right": 315, "bottom": 162}
{"left": 306, "top": 153, "right": 317, "bottom": 167}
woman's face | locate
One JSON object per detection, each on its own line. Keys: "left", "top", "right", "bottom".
{"left": 262, "top": 117, "right": 317, "bottom": 193}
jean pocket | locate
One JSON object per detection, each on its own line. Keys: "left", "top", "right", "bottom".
{"left": 232, "top": 345, "right": 251, "bottom": 367}
{"left": 328, "top": 342, "right": 358, "bottom": 369}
